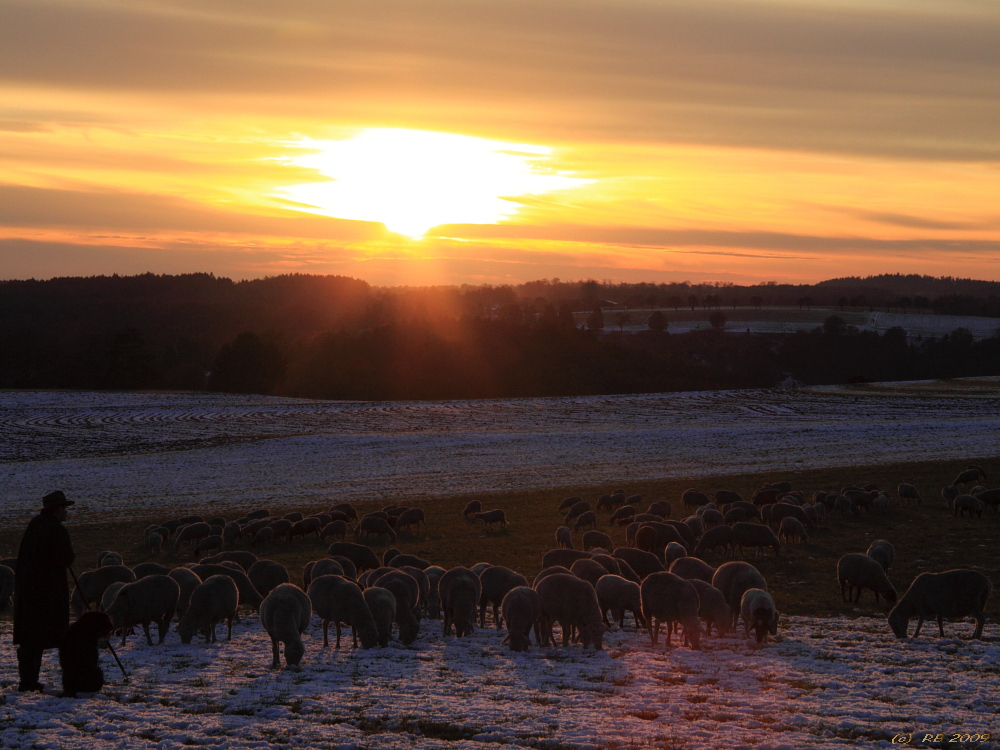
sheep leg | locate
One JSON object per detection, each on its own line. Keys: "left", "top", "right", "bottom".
{"left": 913, "top": 617, "right": 925, "bottom": 637}
{"left": 973, "top": 615, "right": 985, "bottom": 640}
{"left": 479, "top": 604, "right": 487, "bottom": 629}
{"left": 143, "top": 623, "right": 154, "bottom": 647}
{"left": 322, "top": 620, "right": 329, "bottom": 648}
{"left": 650, "top": 619, "right": 659, "bottom": 647}
{"left": 270, "top": 636, "right": 281, "bottom": 668}
{"left": 937, "top": 617, "right": 945, "bottom": 638}
{"left": 335, "top": 622, "right": 342, "bottom": 649}
{"left": 227, "top": 616, "right": 233, "bottom": 640}
{"left": 352, "top": 627, "right": 358, "bottom": 648}
{"left": 158, "top": 616, "right": 169, "bottom": 644}
{"left": 493, "top": 603, "right": 501, "bottom": 629}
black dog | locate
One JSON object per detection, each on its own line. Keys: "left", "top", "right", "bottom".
{"left": 59, "top": 611, "right": 114, "bottom": 698}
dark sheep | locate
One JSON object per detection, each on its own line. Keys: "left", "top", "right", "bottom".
{"left": 712, "top": 561, "right": 768, "bottom": 627}
{"left": 326, "top": 542, "right": 381, "bottom": 573}
{"left": 439, "top": 567, "right": 481, "bottom": 638}
{"left": 500, "top": 586, "right": 541, "bottom": 651}
{"left": 693, "top": 525, "right": 733, "bottom": 559}
{"left": 731, "top": 522, "right": 781, "bottom": 558}
{"left": 474, "top": 509, "right": 508, "bottom": 529}
{"left": 572, "top": 511, "right": 598, "bottom": 532}
{"left": 640, "top": 572, "right": 701, "bottom": 650}
{"left": 534, "top": 573, "right": 606, "bottom": 649}
{"left": 888, "top": 569, "right": 992, "bottom": 639}
{"left": 463, "top": 500, "right": 483, "bottom": 519}
{"left": 541, "top": 548, "right": 592, "bottom": 570}
{"left": 479, "top": 566, "right": 528, "bottom": 628}
{"left": 612, "top": 547, "right": 664, "bottom": 579}
{"left": 582, "top": 530, "right": 614, "bottom": 551}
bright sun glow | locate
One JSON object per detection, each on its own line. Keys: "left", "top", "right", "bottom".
{"left": 278, "top": 129, "right": 589, "bottom": 237}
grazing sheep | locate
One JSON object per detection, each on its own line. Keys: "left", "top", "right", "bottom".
{"left": 612, "top": 548, "right": 664, "bottom": 579}
{"left": 500, "top": 586, "right": 542, "bottom": 651}
{"left": 260, "top": 584, "right": 311, "bottom": 668}
{"left": 954, "top": 494, "right": 984, "bottom": 518}
{"left": 682, "top": 515, "right": 705, "bottom": 540}
{"left": 640, "top": 572, "right": 701, "bottom": 650}
{"left": 383, "top": 548, "right": 401, "bottom": 566}
{"left": 355, "top": 516, "right": 397, "bottom": 544}
{"left": 362, "top": 587, "right": 396, "bottom": 647}
{"left": 269, "top": 519, "right": 294, "bottom": 542}
{"left": 724, "top": 508, "right": 747, "bottom": 525}
{"left": 328, "top": 503, "right": 357, "bottom": 522}
{"left": 394, "top": 508, "right": 426, "bottom": 535}
{"left": 897, "top": 483, "right": 922, "bottom": 505}
{"left": 591, "top": 554, "right": 621, "bottom": 576}
{"left": 573, "top": 511, "right": 598, "bottom": 532}
{"left": 60, "top": 611, "right": 114, "bottom": 698}
{"left": 555, "top": 526, "right": 573, "bottom": 549}
{"left": 541, "top": 548, "right": 592, "bottom": 570}
{"left": 474, "top": 509, "right": 508, "bottom": 530}
{"left": 422, "top": 566, "right": 446, "bottom": 619}
{"left": 479, "top": 566, "right": 528, "bottom": 628}
{"left": 222, "top": 521, "right": 241, "bottom": 547}
{"left": 693, "top": 525, "right": 733, "bottom": 559}
{"left": 634, "top": 525, "right": 658, "bottom": 554}
{"left": 535, "top": 573, "right": 606, "bottom": 649}
{"left": 595, "top": 575, "right": 644, "bottom": 629}
{"left": 200, "top": 551, "right": 258, "bottom": 572}
{"left": 132, "top": 562, "right": 170, "bottom": 579}
{"left": 866, "top": 540, "right": 895, "bottom": 572}
{"left": 173, "top": 522, "right": 212, "bottom": 552}
{"left": 681, "top": 489, "right": 709, "bottom": 509}
{"left": 871, "top": 493, "right": 889, "bottom": 515}
{"left": 888, "top": 569, "right": 992, "bottom": 640}
{"left": 105, "top": 575, "right": 180, "bottom": 646}
{"left": 194, "top": 534, "right": 224, "bottom": 558}
{"left": 571, "top": 558, "right": 610, "bottom": 589}
{"left": 439, "top": 567, "right": 482, "bottom": 638}
{"left": 398, "top": 566, "right": 430, "bottom": 612}
{"left": 837, "top": 553, "right": 897, "bottom": 604}
{"left": 307, "top": 574, "right": 379, "bottom": 649}
{"left": 251, "top": 527, "right": 275, "bottom": 548}
{"left": 712, "top": 561, "right": 768, "bottom": 627}
{"left": 282, "top": 512, "right": 303, "bottom": 523}
{"left": 177, "top": 575, "right": 240, "bottom": 644}
{"left": 72, "top": 565, "right": 136, "bottom": 616}
{"left": 320, "top": 521, "right": 348, "bottom": 542}
{"left": 581, "top": 530, "right": 613, "bottom": 552}
{"left": 248, "top": 560, "right": 290, "bottom": 598}
{"left": 700, "top": 509, "right": 725, "bottom": 528}
{"left": 741, "top": 588, "right": 779, "bottom": 644}
{"left": 689, "top": 579, "right": 731, "bottom": 636}
{"left": 769, "top": 502, "right": 814, "bottom": 530}
{"left": 147, "top": 533, "right": 163, "bottom": 555}
{"left": 609, "top": 506, "right": 636, "bottom": 525}
{"left": 714, "top": 490, "right": 744, "bottom": 505}
{"left": 665, "top": 542, "right": 687, "bottom": 565}
{"left": 558, "top": 496, "right": 582, "bottom": 513}
{"left": 326, "top": 542, "right": 381, "bottom": 572}
{"left": 375, "top": 571, "right": 421, "bottom": 645}
{"left": 595, "top": 494, "right": 614, "bottom": 512}
{"left": 669, "top": 557, "right": 715, "bottom": 584}
{"left": 564, "top": 500, "right": 592, "bottom": 525}
{"left": 290, "top": 518, "right": 322, "bottom": 541}
{"left": 532, "top": 565, "right": 573, "bottom": 588}
{"left": 95, "top": 551, "right": 122, "bottom": 567}
{"left": 191, "top": 564, "right": 264, "bottom": 612}
{"left": 462, "top": 500, "right": 483, "bottom": 519}
{"left": 99, "top": 581, "right": 127, "bottom": 613}
{"left": 645, "top": 500, "right": 671, "bottom": 519}
{"left": 777, "top": 517, "right": 808, "bottom": 544}
{"left": 833, "top": 495, "right": 857, "bottom": 517}
{"left": 941, "top": 484, "right": 960, "bottom": 509}
{"left": 246, "top": 509, "right": 271, "bottom": 521}
{"left": 954, "top": 465, "right": 987, "bottom": 487}
{"left": 168, "top": 567, "right": 202, "bottom": 617}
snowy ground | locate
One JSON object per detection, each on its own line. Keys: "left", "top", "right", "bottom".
{"left": 2, "top": 386, "right": 999, "bottom": 519}
{"left": 1, "top": 616, "right": 996, "bottom": 749}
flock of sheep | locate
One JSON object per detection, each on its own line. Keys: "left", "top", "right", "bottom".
{"left": 0, "top": 465, "right": 992, "bottom": 672}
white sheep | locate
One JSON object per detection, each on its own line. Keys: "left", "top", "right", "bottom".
{"left": 248, "top": 560, "right": 290, "bottom": 598}
{"left": 897, "top": 483, "right": 922, "bottom": 505}
{"left": 260, "top": 584, "right": 312, "bottom": 668}
{"left": 177, "top": 574, "right": 240, "bottom": 644}
{"left": 307, "top": 574, "right": 378, "bottom": 649}
{"left": 72, "top": 565, "right": 136, "bottom": 617}
{"left": 500, "top": 586, "right": 541, "bottom": 651}
{"left": 168, "top": 567, "right": 202, "bottom": 617}
{"left": 740, "top": 588, "right": 779, "bottom": 644}
{"left": 888, "top": 569, "right": 992, "bottom": 640}
{"left": 535, "top": 573, "right": 606, "bottom": 649}
{"left": 777, "top": 517, "right": 808, "bottom": 544}
{"left": 595, "top": 574, "right": 644, "bottom": 630}
{"left": 866, "top": 540, "right": 895, "bottom": 572}
{"left": 837, "top": 553, "right": 897, "bottom": 604}
{"left": 555, "top": 526, "right": 573, "bottom": 549}
{"left": 362, "top": 587, "right": 396, "bottom": 647}
{"left": 668, "top": 557, "right": 715, "bottom": 584}
{"left": 640, "top": 571, "right": 701, "bottom": 650}
{"left": 105, "top": 574, "right": 180, "bottom": 646}
{"left": 712, "top": 561, "right": 768, "bottom": 628}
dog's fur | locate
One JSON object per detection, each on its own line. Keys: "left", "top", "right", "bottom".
{"left": 60, "top": 611, "right": 114, "bottom": 698}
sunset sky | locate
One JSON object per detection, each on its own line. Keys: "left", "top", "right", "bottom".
{"left": 1, "top": 0, "right": 998, "bottom": 285}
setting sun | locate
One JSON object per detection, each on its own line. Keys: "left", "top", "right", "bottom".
{"left": 277, "top": 129, "right": 590, "bottom": 238}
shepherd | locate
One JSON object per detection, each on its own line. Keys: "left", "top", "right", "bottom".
{"left": 13, "top": 490, "right": 76, "bottom": 693}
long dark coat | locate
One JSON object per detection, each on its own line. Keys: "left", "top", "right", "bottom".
{"left": 13, "top": 511, "right": 75, "bottom": 649}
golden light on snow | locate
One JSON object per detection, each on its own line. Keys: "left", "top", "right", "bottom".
{"left": 278, "top": 129, "right": 590, "bottom": 238}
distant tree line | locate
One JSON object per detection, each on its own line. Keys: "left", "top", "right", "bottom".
{"left": 0, "top": 273, "right": 998, "bottom": 398}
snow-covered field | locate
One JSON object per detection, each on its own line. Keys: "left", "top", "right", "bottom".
{"left": 2, "top": 386, "right": 999, "bottom": 519}
{"left": 1, "top": 616, "right": 996, "bottom": 750}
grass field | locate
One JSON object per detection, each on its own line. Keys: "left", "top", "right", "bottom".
{"left": 5, "top": 453, "right": 996, "bottom": 628}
